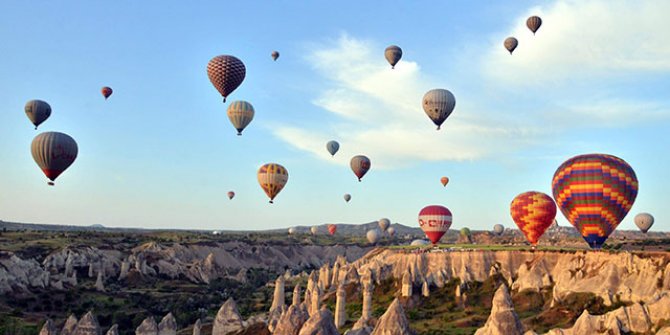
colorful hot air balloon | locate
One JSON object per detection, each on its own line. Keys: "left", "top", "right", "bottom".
{"left": 440, "top": 176, "right": 449, "bottom": 187}
{"left": 343, "top": 194, "right": 351, "bottom": 202}
{"left": 207, "top": 55, "right": 246, "bottom": 103}
{"left": 326, "top": 140, "right": 340, "bottom": 157}
{"left": 384, "top": 45, "right": 402, "bottom": 69}
{"left": 459, "top": 227, "right": 471, "bottom": 237}
{"left": 227, "top": 100, "right": 255, "bottom": 135}
{"left": 257, "top": 163, "right": 288, "bottom": 203}
{"left": 552, "top": 154, "right": 638, "bottom": 249}
{"left": 422, "top": 89, "right": 456, "bottom": 130}
{"left": 350, "top": 155, "right": 371, "bottom": 182}
{"left": 227, "top": 191, "right": 235, "bottom": 200}
{"left": 510, "top": 191, "right": 557, "bottom": 246}
{"left": 288, "top": 227, "right": 297, "bottom": 235}
{"left": 24, "top": 100, "right": 51, "bottom": 130}
{"left": 378, "top": 218, "right": 390, "bottom": 232}
{"left": 311, "top": 226, "right": 318, "bottom": 235}
{"left": 101, "top": 87, "right": 113, "bottom": 100}
{"left": 527, "top": 16, "right": 542, "bottom": 35}
{"left": 31, "top": 132, "right": 78, "bottom": 186}
{"left": 328, "top": 224, "right": 337, "bottom": 235}
{"left": 634, "top": 213, "right": 654, "bottom": 233}
{"left": 367, "top": 229, "right": 381, "bottom": 244}
{"left": 418, "top": 205, "right": 453, "bottom": 244}
{"left": 504, "top": 37, "right": 518, "bottom": 54}
{"left": 387, "top": 227, "right": 396, "bottom": 237}
{"left": 493, "top": 224, "right": 504, "bottom": 236}
{"left": 271, "top": 51, "right": 280, "bottom": 61}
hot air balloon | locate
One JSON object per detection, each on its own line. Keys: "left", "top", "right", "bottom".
{"left": 31, "top": 132, "right": 78, "bottom": 186}
{"left": 227, "top": 100, "right": 255, "bottom": 135}
{"left": 510, "top": 191, "right": 556, "bottom": 247}
{"left": 227, "top": 191, "right": 235, "bottom": 200}
{"left": 344, "top": 194, "right": 351, "bottom": 202}
{"left": 328, "top": 224, "right": 337, "bottom": 235}
{"left": 422, "top": 89, "right": 456, "bottom": 130}
{"left": 378, "top": 218, "right": 390, "bottom": 232}
{"left": 410, "top": 239, "right": 430, "bottom": 246}
{"left": 367, "top": 229, "right": 381, "bottom": 244}
{"left": 418, "top": 205, "right": 453, "bottom": 244}
{"left": 527, "top": 16, "right": 542, "bottom": 35}
{"left": 288, "top": 227, "right": 297, "bottom": 235}
{"left": 504, "top": 37, "right": 518, "bottom": 54}
{"left": 350, "top": 155, "right": 371, "bottom": 182}
{"left": 101, "top": 87, "right": 113, "bottom": 100}
{"left": 207, "top": 55, "right": 246, "bottom": 103}
{"left": 460, "top": 227, "right": 471, "bottom": 237}
{"left": 552, "top": 154, "right": 638, "bottom": 249}
{"left": 271, "top": 51, "right": 280, "bottom": 61}
{"left": 311, "top": 226, "right": 318, "bottom": 235}
{"left": 384, "top": 45, "right": 402, "bottom": 69}
{"left": 493, "top": 224, "right": 504, "bottom": 236}
{"left": 387, "top": 227, "right": 396, "bottom": 237}
{"left": 24, "top": 100, "right": 51, "bottom": 130}
{"left": 326, "top": 140, "right": 340, "bottom": 157}
{"left": 257, "top": 163, "right": 289, "bottom": 203}
{"left": 634, "top": 213, "right": 654, "bottom": 233}
{"left": 440, "top": 176, "right": 449, "bottom": 187}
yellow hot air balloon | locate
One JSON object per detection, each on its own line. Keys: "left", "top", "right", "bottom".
{"left": 257, "top": 163, "right": 288, "bottom": 203}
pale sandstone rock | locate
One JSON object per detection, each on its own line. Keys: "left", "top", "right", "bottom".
{"left": 135, "top": 317, "right": 158, "bottom": 335}
{"left": 105, "top": 325, "right": 119, "bottom": 335}
{"left": 273, "top": 304, "right": 309, "bottom": 335}
{"left": 370, "top": 298, "right": 415, "bottom": 335}
{"left": 474, "top": 285, "right": 524, "bottom": 335}
{"left": 297, "top": 307, "right": 339, "bottom": 335}
{"left": 73, "top": 311, "right": 101, "bottom": 335}
{"left": 157, "top": 313, "right": 177, "bottom": 335}
{"left": 212, "top": 298, "right": 244, "bottom": 335}
{"left": 39, "top": 319, "right": 58, "bottom": 335}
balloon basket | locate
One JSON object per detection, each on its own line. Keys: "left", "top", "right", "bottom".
{"left": 47, "top": 182, "right": 55, "bottom": 186}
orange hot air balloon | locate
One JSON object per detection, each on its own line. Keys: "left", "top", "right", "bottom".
{"left": 510, "top": 191, "right": 557, "bottom": 246}
{"left": 257, "top": 163, "right": 288, "bottom": 203}
{"left": 101, "top": 87, "right": 113, "bottom": 100}
{"left": 440, "top": 176, "right": 449, "bottom": 187}
{"left": 328, "top": 224, "right": 337, "bottom": 235}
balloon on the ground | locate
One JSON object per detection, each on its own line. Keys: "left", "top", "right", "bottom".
{"left": 552, "top": 154, "right": 638, "bottom": 249}
{"left": 288, "top": 227, "right": 297, "bottom": 235}
{"left": 410, "top": 239, "right": 430, "bottom": 246}
{"left": 257, "top": 163, "right": 289, "bottom": 203}
{"left": 527, "top": 16, "right": 542, "bottom": 35}
{"left": 493, "top": 224, "right": 504, "bottom": 236}
{"left": 510, "top": 191, "right": 557, "bottom": 246}
{"left": 271, "top": 51, "right": 280, "bottom": 61}
{"left": 504, "top": 37, "right": 518, "bottom": 54}
{"left": 207, "top": 55, "right": 246, "bottom": 103}
{"left": 378, "top": 218, "right": 390, "bottom": 232}
{"left": 440, "top": 176, "right": 449, "bottom": 187}
{"left": 328, "top": 224, "right": 337, "bottom": 235}
{"left": 227, "top": 191, "right": 235, "bottom": 200}
{"left": 31, "top": 132, "right": 78, "bottom": 186}
{"left": 24, "top": 100, "right": 51, "bottom": 130}
{"left": 418, "top": 205, "right": 453, "bottom": 244}
{"left": 311, "top": 226, "right": 318, "bottom": 235}
{"left": 460, "top": 227, "right": 471, "bottom": 237}
{"left": 326, "top": 140, "right": 340, "bottom": 157}
{"left": 384, "top": 45, "right": 402, "bottom": 69}
{"left": 343, "top": 194, "right": 351, "bottom": 202}
{"left": 422, "top": 89, "right": 456, "bottom": 130}
{"left": 227, "top": 100, "right": 255, "bottom": 135}
{"left": 367, "top": 229, "right": 381, "bottom": 244}
{"left": 634, "top": 213, "right": 654, "bottom": 233}
{"left": 387, "top": 227, "right": 396, "bottom": 237}
{"left": 101, "top": 87, "right": 113, "bottom": 99}
{"left": 350, "top": 155, "right": 371, "bottom": 181}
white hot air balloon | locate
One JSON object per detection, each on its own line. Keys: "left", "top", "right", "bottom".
{"left": 367, "top": 229, "right": 381, "bottom": 244}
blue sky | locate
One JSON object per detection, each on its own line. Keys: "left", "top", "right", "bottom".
{"left": 0, "top": 1, "right": 668, "bottom": 232}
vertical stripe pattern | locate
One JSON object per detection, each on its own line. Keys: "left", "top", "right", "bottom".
{"left": 384, "top": 45, "right": 402, "bottom": 69}
{"left": 526, "top": 16, "right": 542, "bottom": 34}
{"left": 257, "top": 163, "right": 289, "bottom": 203}
{"left": 350, "top": 155, "right": 371, "bottom": 181}
{"left": 226, "top": 100, "right": 255, "bottom": 135}
{"left": 31, "top": 132, "right": 78, "bottom": 183}
{"left": 504, "top": 37, "right": 518, "bottom": 54}
{"left": 24, "top": 100, "right": 52, "bottom": 129}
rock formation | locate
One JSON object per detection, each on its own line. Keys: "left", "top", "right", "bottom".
{"left": 345, "top": 317, "right": 373, "bottom": 335}
{"left": 370, "top": 298, "right": 415, "bottom": 335}
{"left": 95, "top": 271, "right": 105, "bottom": 292}
{"left": 157, "top": 313, "right": 177, "bottom": 335}
{"left": 73, "top": 311, "right": 101, "bottom": 335}
{"left": 362, "top": 281, "right": 374, "bottom": 321}
{"left": 474, "top": 285, "right": 524, "bottom": 335}
{"left": 105, "top": 325, "right": 119, "bottom": 335}
{"left": 39, "top": 319, "right": 58, "bottom": 335}
{"left": 421, "top": 279, "right": 429, "bottom": 297}
{"left": 271, "top": 275, "right": 286, "bottom": 313}
{"left": 0, "top": 251, "right": 50, "bottom": 294}
{"left": 292, "top": 283, "right": 302, "bottom": 306}
{"left": 212, "top": 298, "right": 244, "bottom": 335}
{"left": 335, "top": 284, "right": 346, "bottom": 329}
{"left": 273, "top": 304, "right": 309, "bottom": 335}
{"left": 298, "top": 306, "right": 339, "bottom": 335}
{"left": 135, "top": 317, "right": 158, "bottom": 335}
{"left": 192, "top": 319, "right": 201, "bottom": 335}
{"left": 401, "top": 270, "right": 412, "bottom": 297}
{"left": 331, "top": 262, "right": 341, "bottom": 287}
{"left": 62, "top": 315, "right": 79, "bottom": 335}
{"left": 310, "top": 284, "right": 322, "bottom": 317}
{"left": 119, "top": 260, "right": 130, "bottom": 280}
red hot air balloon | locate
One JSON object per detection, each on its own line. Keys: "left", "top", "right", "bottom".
{"left": 440, "top": 176, "right": 449, "bottom": 187}
{"left": 207, "top": 55, "right": 246, "bottom": 103}
{"left": 510, "top": 191, "right": 557, "bottom": 246}
{"left": 418, "top": 205, "right": 453, "bottom": 244}
{"left": 552, "top": 154, "right": 638, "bottom": 249}
{"left": 350, "top": 155, "right": 371, "bottom": 182}
{"left": 328, "top": 224, "right": 337, "bottom": 235}
{"left": 101, "top": 87, "right": 113, "bottom": 100}
{"left": 227, "top": 191, "right": 235, "bottom": 200}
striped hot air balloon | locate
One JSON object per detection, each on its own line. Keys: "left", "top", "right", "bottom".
{"left": 207, "top": 55, "right": 246, "bottom": 103}
{"left": 328, "top": 224, "right": 337, "bottom": 235}
{"left": 350, "top": 155, "right": 371, "bottom": 182}
{"left": 552, "top": 154, "right": 638, "bottom": 249}
{"left": 510, "top": 191, "right": 557, "bottom": 246}
{"left": 527, "top": 16, "right": 542, "bottom": 35}
{"left": 31, "top": 132, "right": 78, "bottom": 186}
{"left": 504, "top": 37, "right": 518, "bottom": 54}
{"left": 227, "top": 100, "right": 255, "bottom": 135}
{"left": 384, "top": 45, "right": 402, "bottom": 69}
{"left": 25, "top": 100, "right": 51, "bottom": 130}
{"left": 257, "top": 163, "right": 288, "bottom": 204}
{"left": 418, "top": 205, "right": 453, "bottom": 244}
{"left": 422, "top": 89, "right": 455, "bottom": 130}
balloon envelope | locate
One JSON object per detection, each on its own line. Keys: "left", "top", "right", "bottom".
{"left": 344, "top": 194, "right": 351, "bottom": 202}
{"left": 634, "top": 213, "right": 654, "bottom": 233}
{"left": 227, "top": 100, "right": 255, "bottom": 135}
{"left": 101, "top": 87, "right": 113, "bottom": 99}
{"left": 25, "top": 100, "right": 51, "bottom": 129}
{"left": 422, "top": 89, "right": 455, "bottom": 130}
{"left": 410, "top": 239, "right": 430, "bottom": 246}
{"left": 227, "top": 191, "right": 235, "bottom": 200}
{"left": 387, "top": 227, "right": 396, "bottom": 237}
{"left": 288, "top": 227, "right": 297, "bottom": 235}
{"left": 350, "top": 155, "right": 371, "bottom": 181}
{"left": 552, "top": 154, "right": 638, "bottom": 249}
{"left": 493, "top": 224, "right": 505, "bottom": 236}
{"left": 460, "top": 227, "right": 471, "bottom": 237}
{"left": 257, "top": 163, "right": 289, "bottom": 203}
{"left": 504, "top": 37, "right": 518, "bottom": 54}
{"left": 418, "top": 205, "right": 453, "bottom": 244}
{"left": 527, "top": 16, "right": 542, "bottom": 34}
{"left": 31, "top": 132, "right": 78, "bottom": 185}
{"left": 328, "top": 224, "right": 337, "bottom": 235}
{"left": 207, "top": 55, "right": 246, "bottom": 102}
{"left": 367, "top": 229, "right": 381, "bottom": 244}
{"left": 440, "top": 176, "right": 449, "bottom": 187}
{"left": 271, "top": 51, "right": 280, "bottom": 61}
{"left": 326, "top": 140, "right": 340, "bottom": 157}
{"left": 311, "top": 226, "right": 318, "bottom": 235}
{"left": 510, "top": 191, "right": 557, "bottom": 246}
{"left": 378, "top": 218, "right": 390, "bottom": 232}
{"left": 384, "top": 45, "right": 402, "bottom": 69}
